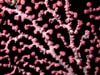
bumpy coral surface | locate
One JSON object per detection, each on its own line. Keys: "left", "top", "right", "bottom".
{"left": 0, "top": 0, "right": 100, "bottom": 75}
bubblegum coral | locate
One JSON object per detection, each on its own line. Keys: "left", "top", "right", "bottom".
{"left": 0, "top": 0, "right": 100, "bottom": 75}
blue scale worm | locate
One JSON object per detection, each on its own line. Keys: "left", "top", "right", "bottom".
{"left": 6, "top": 0, "right": 17, "bottom": 6}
